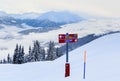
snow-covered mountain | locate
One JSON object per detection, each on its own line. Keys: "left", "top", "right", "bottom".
{"left": 10, "top": 12, "right": 40, "bottom": 19}
{"left": 0, "top": 11, "right": 120, "bottom": 60}
{"left": 0, "top": 18, "right": 120, "bottom": 59}
{"left": 0, "top": 33, "right": 120, "bottom": 81}
{"left": 0, "top": 11, "right": 11, "bottom": 17}
{"left": 37, "top": 11, "right": 83, "bottom": 23}
{"left": 11, "top": 11, "right": 83, "bottom": 23}
{"left": 0, "top": 11, "right": 82, "bottom": 28}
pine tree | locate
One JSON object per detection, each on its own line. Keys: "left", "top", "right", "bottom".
{"left": 31, "top": 40, "right": 45, "bottom": 61}
{"left": 29, "top": 46, "right": 32, "bottom": 56}
{"left": 13, "top": 44, "right": 19, "bottom": 64}
{"left": 7, "top": 54, "right": 12, "bottom": 63}
{"left": 34, "top": 40, "right": 41, "bottom": 61}
{"left": 46, "top": 41, "right": 56, "bottom": 60}
{"left": 18, "top": 46, "right": 25, "bottom": 64}
{"left": 3, "top": 59, "right": 7, "bottom": 64}
{"left": 32, "top": 40, "right": 40, "bottom": 61}
{"left": 56, "top": 47, "right": 63, "bottom": 58}
{"left": 41, "top": 48, "right": 46, "bottom": 61}
{"left": 25, "top": 46, "right": 32, "bottom": 62}
{"left": 13, "top": 44, "right": 25, "bottom": 64}
{"left": 21, "top": 46, "right": 25, "bottom": 63}
{"left": 0, "top": 60, "right": 2, "bottom": 64}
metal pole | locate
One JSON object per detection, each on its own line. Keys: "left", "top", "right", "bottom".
{"left": 83, "top": 62, "right": 86, "bottom": 79}
{"left": 66, "top": 42, "right": 69, "bottom": 62}
{"left": 65, "top": 33, "right": 70, "bottom": 77}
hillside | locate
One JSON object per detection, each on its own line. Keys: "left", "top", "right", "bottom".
{"left": 0, "top": 19, "right": 120, "bottom": 59}
{"left": 0, "top": 33, "right": 120, "bottom": 81}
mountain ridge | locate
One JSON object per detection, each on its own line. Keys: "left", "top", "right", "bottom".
{"left": 0, "top": 11, "right": 83, "bottom": 28}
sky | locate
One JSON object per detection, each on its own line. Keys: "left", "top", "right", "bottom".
{"left": 0, "top": 0, "right": 120, "bottom": 18}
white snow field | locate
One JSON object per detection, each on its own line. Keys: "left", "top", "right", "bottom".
{"left": 0, "top": 33, "right": 120, "bottom": 81}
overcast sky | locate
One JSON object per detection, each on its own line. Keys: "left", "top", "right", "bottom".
{"left": 0, "top": 0, "right": 120, "bottom": 17}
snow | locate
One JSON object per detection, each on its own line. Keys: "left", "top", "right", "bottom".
{"left": 0, "top": 24, "right": 33, "bottom": 59}
{"left": 10, "top": 11, "right": 82, "bottom": 22}
{"left": 37, "top": 11, "right": 82, "bottom": 23}
{"left": 0, "top": 33, "right": 120, "bottom": 81}
{"left": 25, "top": 19, "right": 120, "bottom": 41}
{"left": 10, "top": 12, "right": 40, "bottom": 19}
{"left": 0, "top": 11, "right": 8, "bottom": 17}
{"left": 0, "top": 19, "right": 120, "bottom": 59}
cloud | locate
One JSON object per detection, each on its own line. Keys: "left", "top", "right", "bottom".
{"left": 0, "top": 0, "right": 120, "bottom": 17}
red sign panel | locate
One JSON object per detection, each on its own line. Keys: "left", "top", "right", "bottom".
{"left": 59, "top": 33, "right": 78, "bottom": 43}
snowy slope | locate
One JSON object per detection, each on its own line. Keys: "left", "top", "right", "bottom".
{"left": 0, "top": 33, "right": 120, "bottom": 81}
{"left": 0, "top": 19, "right": 120, "bottom": 59}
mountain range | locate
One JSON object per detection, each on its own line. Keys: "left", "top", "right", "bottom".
{"left": 0, "top": 11, "right": 120, "bottom": 60}
{"left": 0, "top": 11, "right": 82, "bottom": 28}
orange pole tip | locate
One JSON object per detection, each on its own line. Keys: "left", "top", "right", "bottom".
{"left": 84, "top": 51, "right": 86, "bottom": 62}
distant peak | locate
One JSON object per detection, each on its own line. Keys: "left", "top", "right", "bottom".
{"left": 0, "top": 11, "right": 8, "bottom": 17}
{"left": 37, "top": 11, "right": 83, "bottom": 23}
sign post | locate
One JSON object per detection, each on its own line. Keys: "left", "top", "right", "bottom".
{"left": 65, "top": 33, "right": 69, "bottom": 63}
{"left": 65, "top": 33, "right": 69, "bottom": 77}
{"left": 58, "top": 33, "right": 78, "bottom": 77}
{"left": 66, "top": 42, "right": 69, "bottom": 62}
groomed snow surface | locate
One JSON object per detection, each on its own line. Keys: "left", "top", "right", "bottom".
{"left": 0, "top": 33, "right": 120, "bottom": 81}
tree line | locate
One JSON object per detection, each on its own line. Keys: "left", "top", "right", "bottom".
{"left": 0, "top": 40, "right": 63, "bottom": 64}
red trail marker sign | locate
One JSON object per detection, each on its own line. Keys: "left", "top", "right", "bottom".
{"left": 59, "top": 34, "right": 78, "bottom": 43}
{"left": 58, "top": 33, "right": 78, "bottom": 77}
